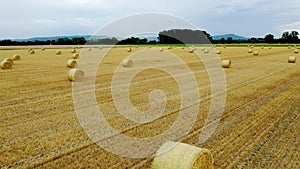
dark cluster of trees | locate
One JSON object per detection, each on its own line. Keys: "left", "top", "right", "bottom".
{"left": 213, "top": 31, "right": 299, "bottom": 44}
{"left": 0, "top": 29, "right": 299, "bottom": 46}
{"left": 158, "top": 29, "right": 212, "bottom": 44}
{"left": 0, "top": 37, "right": 87, "bottom": 46}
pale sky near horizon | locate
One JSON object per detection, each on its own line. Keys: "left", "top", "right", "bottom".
{"left": 1, "top": 0, "right": 300, "bottom": 39}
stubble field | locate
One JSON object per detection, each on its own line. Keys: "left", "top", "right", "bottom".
{"left": 0, "top": 45, "right": 299, "bottom": 168}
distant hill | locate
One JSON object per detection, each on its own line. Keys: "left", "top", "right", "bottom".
{"left": 13, "top": 35, "right": 110, "bottom": 42}
{"left": 212, "top": 34, "right": 249, "bottom": 40}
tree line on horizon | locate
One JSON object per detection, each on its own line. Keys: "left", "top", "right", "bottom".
{"left": 0, "top": 29, "right": 299, "bottom": 46}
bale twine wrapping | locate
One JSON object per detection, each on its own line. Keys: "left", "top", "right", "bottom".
{"left": 288, "top": 56, "right": 296, "bottom": 63}
{"left": 68, "top": 68, "right": 85, "bottom": 82}
{"left": 67, "top": 59, "right": 77, "bottom": 68}
{"left": 221, "top": 60, "right": 231, "bottom": 68}
{"left": 122, "top": 58, "right": 133, "bottom": 67}
{"left": 0, "top": 61, "right": 12, "bottom": 69}
{"left": 73, "top": 53, "right": 80, "bottom": 59}
{"left": 3, "top": 58, "right": 14, "bottom": 65}
{"left": 294, "top": 49, "right": 299, "bottom": 54}
{"left": 56, "top": 50, "right": 62, "bottom": 55}
{"left": 253, "top": 51, "right": 259, "bottom": 55}
{"left": 152, "top": 141, "right": 213, "bottom": 169}
{"left": 13, "top": 55, "right": 21, "bottom": 61}
{"left": 29, "top": 50, "right": 35, "bottom": 54}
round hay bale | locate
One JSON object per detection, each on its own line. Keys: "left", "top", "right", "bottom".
{"left": 216, "top": 50, "right": 221, "bottom": 54}
{"left": 3, "top": 58, "right": 14, "bottom": 65}
{"left": 41, "top": 48, "right": 45, "bottom": 51}
{"left": 253, "top": 51, "right": 259, "bottom": 55}
{"left": 221, "top": 60, "right": 231, "bottom": 68}
{"left": 135, "top": 46, "right": 138, "bottom": 48}
{"left": 73, "top": 53, "right": 80, "bottom": 59}
{"left": 204, "top": 49, "right": 209, "bottom": 53}
{"left": 288, "top": 56, "right": 296, "bottom": 63}
{"left": 160, "top": 48, "right": 164, "bottom": 52}
{"left": 294, "top": 49, "right": 299, "bottom": 54}
{"left": 268, "top": 46, "right": 272, "bottom": 49}
{"left": 188, "top": 48, "right": 194, "bottom": 53}
{"left": 127, "top": 48, "right": 132, "bottom": 52}
{"left": 261, "top": 46, "right": 264, "bottom": 49}
{"left": 68, "top": 68, "right": 85, "bottom": 82}
{"left": 248, "top": 49, "right": 253, "bottom": 53}
{"left": 0, "top": 61, "right": 12, "bottom": 69}
{"left": 288, "top": 46, "right": 291, "bottom": 49}
{"left": 167, "top": 46, "right": 172, "bottom": 49}
{"left": 88, "top": 48, "right": 92, "bottom": 51}
{"left": 122, "top": 58, "right": 133, "bottom": 67}
{"left": 152, "top": 141, "right": 213, "bottom": 169}
{"left": 28, "top": 48, "right": 32, "bottom": 52}
{"left": 223, "top": 45, "right": 226, "bottom": 49}
{"left": 67, "top": 59, "right": 77, "bottom": 68}
{"left": 13, "top": 55, "right": 21, "bottom": 61}
{"left": 56, "top": 50, "right": 62, "bottom": 55}
{"left": 29, "top": 50, "right": 35, "bottom": 54}
{"left": 71, "top": 49, "right": 76, "bottom": 53}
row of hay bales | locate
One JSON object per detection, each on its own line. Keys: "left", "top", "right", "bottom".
{"left": 68, "top": 46, "right": 297, "bottom": 80}
{"left": 0, "top": 55, "right": 21, "bottom": 69}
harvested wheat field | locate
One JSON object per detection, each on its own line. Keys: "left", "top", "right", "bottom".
{"left": 0, "top": 45, "right": 299, "bottom": 168}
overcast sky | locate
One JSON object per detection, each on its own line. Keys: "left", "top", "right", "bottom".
{"left": 1, "top": 0, "right": 300, "bottom": 39}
